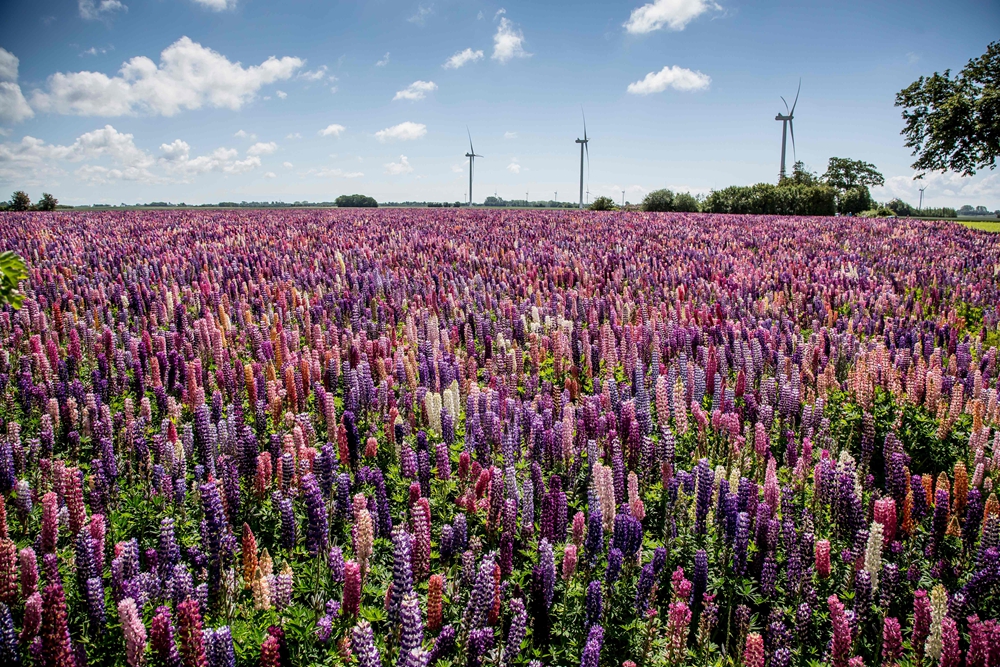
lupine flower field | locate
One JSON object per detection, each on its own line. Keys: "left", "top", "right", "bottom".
{"left": 1, "top": 209, "right": 1000, "bottom": 667}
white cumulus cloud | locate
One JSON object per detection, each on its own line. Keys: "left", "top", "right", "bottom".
{"left": 234, "top": 129, "right": 256, "bottom": 139}
{"left": 0, "top": 48, "right": 33, "bottom": 125}
{"left": 375, "top": 122, "right": 426, "bottom": 142}
{"left": 31, "top": 36, "right": 303, "bottom": 117}
{"left": 311, "top": 166, "right": 364, "bottom": 178}
{"left": 504, "top": 131, "right": 517, "bottom": 140}
{"left": 319, "top": 124, "right": 346, "bottom": 137}
{"left": 263, "top": 171, "right": 276, "bottom": 178}
{"left": 299, "top": 65, "right": 328, "bottom": 81}
{"left": 493, "top": 17, "right": 529, "bottom": 63}
{"left": 624, "top": 0, "right": 720, "bottom": 34}
{"left": 376, "top": 52, "right": 391, "bottom": 67}
{"left": 189, "top": 0, "right": 238, "bottom": 11}
{"left": 79, "top": 0, "right": 127, "bottom": 21}
{"left": 507, "top": 159, "right": 521, "bottom": 174}
{"left": 393, "top": 80, "right": 437, "bottom": 101}
{"left": 384, "top": 155, "right": 413, "bottom": 175}
{"left": 276, "top": 90, "right": 287, "bottom": 99}
{"left": 247, "top": 141, "right": 277, "bottom": 156}
{"left": 443, "top": 48, "right": 484, "bottom": 69}
{"left": 627, "top": 65, "right": 710, "bottom": 94}
{"left": 282, "top": 161, "right": 293, "bottom": 168}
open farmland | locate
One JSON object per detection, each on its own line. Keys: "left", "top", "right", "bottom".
{"left": 1, "top": 208, "right": 1000, "bottom": 667}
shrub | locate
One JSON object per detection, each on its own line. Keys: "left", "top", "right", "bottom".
{"left": 673, "top": 192, "right": 700, "bottom": 212}
{"left": 642, "top": 189, "right": 675, "bottom": 212}
{"left": 590, "top": 196, "right": 617, "bottom": 211}
{"left": 335, "top": 194, "right": 378, "bottom": 208}
{"left": 837, "top": 186, "right": 873, "bottom": 216}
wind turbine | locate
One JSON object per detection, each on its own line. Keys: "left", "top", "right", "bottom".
{"left": 465, "top": 128, "right": 483, "bottom": 205}
{"left": 575, "top": 110, "right": 590, "bottom": 209}
{"left": 775, "top": 79, "right": 800, "bottom": 181}
{"left": 918, "top": 186, "right": 926, "bottom": 213}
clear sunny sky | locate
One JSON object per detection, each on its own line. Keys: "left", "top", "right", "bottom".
{"left": 0, "top": 0, "right": 997, "bottom": 208}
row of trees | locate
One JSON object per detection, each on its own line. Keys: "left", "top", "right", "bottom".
{"left": 1, "top": 191, "right": 58, "bottom": 212}
{"left": 636, "top": 158, "right": 884, "bottom": 216}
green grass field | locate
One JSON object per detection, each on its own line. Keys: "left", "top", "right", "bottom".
{"left": 961, "top": 220, "right": 1000, "bottom": 232}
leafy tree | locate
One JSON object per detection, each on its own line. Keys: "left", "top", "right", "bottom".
{"left": 589, "top": 196, "right": 616, "bottom": 211}
{"left": 335, "top": 194, "right": 378, "bottom": 208}
{"left": 8, "top": 191, "right": 31, "bottom": 211}
{"left": 782, "top": 161, "right": 820, "bottom": 186}
{"left": 0, "top": 251, "right": 28, "bottom": 309}
{"left": 673, "top": 192, "right": 700, "bottom": 212}
{"left": 895, "top": 41, "right": 999, "bottom": 177}
{"left": 641, "top": 189, "right": 675, "bottom": 212}
{"left": 36, "top": 193, "right": 58, "bottom": 211}
{"left": 886, "top": 198, "right": 916, "bottom": 216}
{"left": 822, "top": 158, "right": 885, "bottom": 190}
{"left": 703, "top": 183, "right": 836, "bottom": 216}
{"left": 837, "top": 187, "right": 874, "bottom": 216}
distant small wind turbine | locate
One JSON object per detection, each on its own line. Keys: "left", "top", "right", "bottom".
{"left": 918, "top": 186, "right": 927, "bottom": 213}
{"left": 775, "top": 79, "right": 801, "bottom": 181}
{"left": 575, "top": 110, "right": 590, "bottom": 209}
{"left": 465, "top": 128, "right": 483, "bottom": 205}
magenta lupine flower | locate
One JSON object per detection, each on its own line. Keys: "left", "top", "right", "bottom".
{"left": 562, "top": 545, "right": 578, "bottom": 581}
{"left": 40, "top": 492, "right": 58, "bottom": 554}
{"left": 743, "top": 632, "right": 763, "bottom": 667}
{"left": 40, "top": 583, "right": 73, "bottom": 667}
{"left": 118, "top": 597, "right": 147, "bottom": 667}
{"left": 881, "top": 617, "right": 901, "bottom": 666}
{"left": 827, "top": 595, "right": 851, "bottom": 667}
{"left": 150, "top": 606, "right": 182, "bottom": 667}
{"left": 21, "top": 591, "right": 42, "bottom": 645}
{"left": 815, "top": 539, "right": 831, "bottom": 579}
{"left": 939, "top": 617, "right": 961, "bottom": 667}
{"left": 665, "top": 601, "right": 691, "bottom": 664}
{"left": 342, "top": 560, "right": 361, "bottom": 616}
{"left": 913, "top": 589, "right": 931, "bottom": 656}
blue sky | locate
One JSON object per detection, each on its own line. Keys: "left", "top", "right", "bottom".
{"left": 0, "top": 0, "right": 997, "bottom": 208}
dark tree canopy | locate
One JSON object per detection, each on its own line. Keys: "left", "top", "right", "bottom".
{"left": 822, "top": 158, "right": 885, "bottom": 191}
{"left": 589, "top": 196, "right": 616, "bottom": 211}
{"left": 335, "top": 194, "right": 378, "bottom": 208}
{"left": 8, "top": 191, "right": 31, "bottom": 212}
{"left": 36, "top": 193, "right": 58, "bottom": 211}
{"left": 895, "top": 41, "right": 999, "bottom": 177}
{"left": 642, "top": 189, "right": 675, "bottom": 212}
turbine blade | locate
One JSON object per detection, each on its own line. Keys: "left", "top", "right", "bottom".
{"left": 790, "top": 78, "right": 801, "bottom": 115}
{"left": 789, "top": 119, "right": 796, "bottom": 162}
{"left": 467, "top": 126, "right": 474, "bottom": 154}
{"left": 585, "top": 142, "right": 590, "bottom": 184}
{"left": 780, "top": 96, "right": 789, "bottom": 115}
{"left": 582, "top": 107, "right": 587, "bottom": 141}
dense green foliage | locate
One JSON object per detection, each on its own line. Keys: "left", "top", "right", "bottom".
{"left": 335, "top": 194, "right": 379, "bottom": 208}
{"left": 896, "top": 40, "right": 1000, "bottom": 177}
{"left": 703, "top": 182, "right": 837, "bottom": 216}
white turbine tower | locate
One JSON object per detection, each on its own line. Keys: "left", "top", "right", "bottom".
{"left": 465, "top": 128, "right": 483, "bottom": 206}
{"left": 575, "top": 111, "right": 590, "bottom": 209}
{"left": 775, "top": 79, "right": 801, "bottom": 181}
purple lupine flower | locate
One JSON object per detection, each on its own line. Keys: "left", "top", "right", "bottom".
{"left": 761, "top": 556, "right": 777, "bottom": 598}
{"left": 209, "top": 626, "right": 235, "bottom": 667}
{"left": 539, "top": 540, "right": 555, "bottom": 609}
{"left": 694, "top": 458, "right": 713, "bottom": 535}
{"left": 585, "top": 581, "right": 602, "bottom": 629}
{"left": 503, "top": 598, "right": 527, "bottom": 665}
{"left": 734, "top": 512, "right": 750, "bottom": 576}
{"left": 604, "top": 548, "right": 623, "bottom": 587}
{"left": 85, "top": 577, "right": 106, "bottom": 631}
{"left": 584, "top": 509, "right": 603, "bottom": 565}
{"left": 635, "top": 563, "right": 656, "bottom": 612}
{"left": 611, "top": 507, "right": 642, "bottom": 561}
{"left": 399, "top": 593, "right": 424, "bottom": 658}
{"left": 467, "top": 628, "right": 495, "bottom": 667}
{"left": 910, "top": 475, "right": 927, "bottom": 520}
{"left": 440, "top": 525, "right": 454, "bottom": 561}
{"left": 0, "top": 603, "right": 17, "bottom": 666}
{"left": 428, "top": 625, "right": 456, "bottom": 665}
{"left": 158, "top": 517, "right": 181, "bottom": 578}
{"left": 150, "top": 606, "right": 182, "bottom": 667}
{"left": 389, "top": 528, "right": 414, "bottom": 625}
{"left": 200, "top": 481, "right": 227, "bottom": 597}
{"left": 301, "top": 473, "right": 329, "bottom": 557}
{"left": 579, "top": 625, "right": 604, "bottom": 667}
{"left": 328, "top": 546, "right": 344, "bottom": 582}
{"left": 691, "top": 549, "right": 708, "bottom": 610}
{"left": 352, "top": 620, "right": 383, "bottom": 667}
{"left": 463, "top": 555, "right": 496, "bottom": 630}
{"left": 453, "top": 513, "right": 468, "bottom": 554}
{"left": 880, "top": 562, "right": 898, "bottom": 608}
{"left": 278, "top": 494, "right": 296, "bottom": 551}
